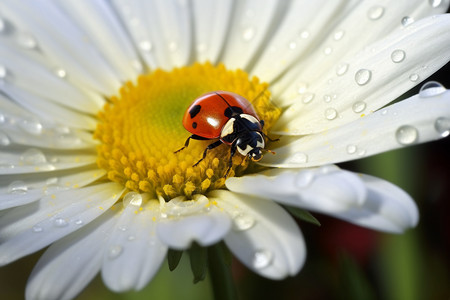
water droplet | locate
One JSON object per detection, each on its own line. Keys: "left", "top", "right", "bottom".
{"left": 242, "top": 26, "right": 256, "bottom": 41}
{"left": 299, "top": 30, "right": 310, "bottom": 39}
{"left": 288, "top": 41, "right": 297, "bottom": 50}
{"left": 346, "top": 144, "right": 357, "bottom": 154}
{"left": 20, "top": 148, "right": 47, "bottom": 165}
{"left": 123, "top": 192, "right": 143, "bottom": 207}
{"left": 0, "top": 18, "right": 5, "bottom": 33}
{"left": 396, "top": 125, "right": 419, "bottom": 145}
{"left": 233, "top": 214, "right": 255, "bottom": 231}
{"left": 17, "top": 33, "right": 38, "bottom": 49}
{"left": 401, "top": 16, "right": 414, "bottom": 27}
{"left": 352, "top": 101, "right": 367, "bottom": 113}
{"left": 434, "top": 117, "right": 450, "bottom": 137}
{"left": 295, "top": 170, "right": 315, "bottom": 188}
{"left": 287, "top": 152, "right": 308, "bottom": 164}
{"left": 358, "top": 149, "right": 367, "bottom": 156}
{"left": 323, "top": 95, "right": 332, "bottom": 103}
{"left": 429, "top": 0, "right": 442, "bottom": 8}
{"left": 139, "top": 40, "right": 152, "bottom": 52}
{"left": 323, "top": 46, "right": 332, "bottom": 55}
{"left": 74, "top": 219, "right": 83, "bottom": 225}
{"left": 0, "top": 65, "right": 7, "bottom": 79}
{"left": 127, "top": 235, "right": 136, "bottom": 241}
{"left": 336, "top": 63, "right": 349, "bottom": 76}
{"left": 252, "top": 249, "right": 273, "bottom": 269}
{"left": 32, "top": 225, "right": 43, "bottom": 233}
{"left": 409, "top": 73, "right": 419, "bottom": 82}
{"left": 108, "top": 245, "right": 123, "bottom": 259}
{"left": 381, "top": 109, "right": 388, "bottom": 115}
{"left": 333, "top": 30, "right": 345, "bottom": 41}
{"left": 8, "top": 180, "right": 28, "bottom": 194}
{"left": 367, "top": 6, "right": 385, "bottom": 20}
{"left": 419, "top": 81, "right": 446, "bottom": 98}
{"left": 19, "top": 119, "right": 43, "bottom": 135}
{"left": 301, "top": 93, "right": 314, "bottom": 104}
{"left": 325, "top": 108, "right": 338, "bottom": 120}
{"left": 391, "top": 49, "right": 406, "bottom": 63}
{"left": 168, "top": 41, "right": 178, "bottom": 52}
{"left": 355, "top": 69, "right": 372, "bottom": 86}
{"left": 54, "top": 218, "right": 68, "bottom": 227}
{"left": 297, "top": 82, "right": 308, "bottom": 94}
{"left": 0, "top": 131, "right": 10, "bottom": 146}
{"left": 54, "top": 68, "right": 67, "bottom": 78}
{"left": 131, "top": 59, "right": 143, "bottom": 72}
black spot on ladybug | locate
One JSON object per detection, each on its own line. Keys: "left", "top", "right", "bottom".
{"left": 224, "top": 106, "right": 243, "bottom": 118}
{"left": 189, "top": 105, "right": 201, "bottom": 119}
{"left": 192, "top": 122, "right": 197, "bottom": 129}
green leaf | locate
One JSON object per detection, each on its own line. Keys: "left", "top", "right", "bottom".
{"left": 284, "top": 205, "right": 321, "bottom": 226}
{"left": 167, "top": 249, "right": 183, "bottom": 271}
{"left": 338, "top": 252, "right": 376, "bottom": 300}
{"left": 188, "top": 244, "right": 208, "bottom": 283}
{"left": 208, "top": 243, "right": 238, "bottom": 300}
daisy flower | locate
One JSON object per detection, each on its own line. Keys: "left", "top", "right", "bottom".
{"left": 1, "top": 0, "right": 450, "bottom": 299}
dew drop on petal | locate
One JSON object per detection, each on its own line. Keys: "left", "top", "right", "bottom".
{"left": 0, "top": 131, "right": 10, "bottom": 146}
{"left": 324, "top": 108, "right": 338, "bottom": 120}
{"left": 434, "top": 117, "right": 450, "bottom": 137}
{"left": 233, "top": 214, "right": 255, "bottom": 231}
{"left": 32, "top": 225, "right": 43, "bottom": 233}
{"left": 367, "top": 6, "right": 385, "bottom": 20}
{"left": 301, "top": 93, "right": 314, "bottom": 104}
{"left": 54, "top": 218, "right": 68, "bottom": 227}
{"left": 108, "top": 245, "right": 123, "bottom": 259}
{"left": 401, "top": 16, "right": 414, "bottom": 27}
{"left": 0, "top": 65, "right": 7, "bottom": 79}
{"left": 0, "top": 18, "right": 5, "bottom": 33}
{"left": 131, "top": 59, "right": 143, "bottom": 72}
{"left": 20, "top": 148, "right": 47, "bottom": 165}
{"left": 20, "top": 119, "right": 43, "bottom": 135}
{"left": 54, "top": 68, "right": 67, "bottom": 79}
{"left": 299, "top": 30, "right": 310, "bottom": 39}
{"left": 323, "top": 95, "right": 332, "bottom": 103}
{"left": 17, "top": 33, "right": 38, "bottom": 49}
{"left": 287, "top": 152, "right": 308, "bottom": 164}
{"left": 74, "top": 219, "right": 83, "bottom": 226}
{"left": 358, "top": 149, "right": 367, "bottom": 156}
{"left": 253, "top": 249, "right": 273, "bottom": 269}
{"left": 333, "top": 30, "right": 345, "bottom": 41}
{"left": 295, "top": 170, "right": 315, "bottom": 188}
{"left": 336, "top": 63, "right": 349, "bottom": 76}
{"left": 391, "top": 49, "right": 406, "bottom": 63}
{"left": 346, "top": 144, "right": 357, "bottom": 154}
{"left": 352, "top": 101, "right": 366, "bottom": 113}
{"left": 419, "top": 81, "right": 446, "bottom": 98}
{"left": 288, "top": 41, "right": 297, "bottom": 50}
{"left": 127, "top": 235, "right": 136, "bottom": 241}
{"left": 395, "top": 125, "right": 419, "bottom": 145}
{"left": 242, "top": 26, "right": 256, "bottom": 41}
{"left": 297, "top": 82, "right": 308, "bottom": 94}
{"left": 409, "top": 73, "right": 419, "bottom": 82}
{"left": 429, "top": 0, "right": 442, "bottom": 8}
{"left": 355, "top": 69, "right": 372, "bottom": 86}
{"left": 139, "top": 40, "right": 152, "bottom": 52}
{"left": 8, "top": 180, "right": 28, "bottom": 194}
{"left": 323, "top": 46, "right": 332, "bottom": 55}
{"left": 123, "top": 192, "right": 143, "bottom": 207}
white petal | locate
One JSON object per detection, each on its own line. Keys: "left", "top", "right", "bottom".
{"left": 0, "top": 0, "right": 121, "bottom": 94}
{"left": 25, "top": 208, "right": 117, "bottom": 300}
{"left": 112, "top": 0, "right": 192, "bottom": 69}
{"left": 273, "top": 0, "right": 450, "bottom": 105}
{"left": 211, "top": 190, "right": 305, "bottom": 279}
{"left": 156, "top": 195, "right": 231, "bottom": 249}
{"left": 262, "top": 89, "right": 450, "bottom": 168}
{"left": 274, "top": 14, "right": 450, "bottom": 134}
{"left": 0, "top": 147, "right": 96, "bottom": 175}
{"left": 0, "top": 183, "right": 124, "bottom": 265}
{"left": 325, "top": 174, "right": 419, "bottom": 233}
{"left": 192, "top": 0, "right": 233, "bottom": 63}
{"left": 226, "top": 166, "right": 366, "bottom": 213}
{"left": 251, "top": 0, "right": 348, "bottom": 83}
{"left": 0, "top": 166, "right": 106, "bottom": 210}
{"left": 102, "top": 198, "right": 167, "bottom": 292}
{"left": 220, "top": 0, "right": 283, "bottom": 70}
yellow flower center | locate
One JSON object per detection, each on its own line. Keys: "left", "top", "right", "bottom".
{"left": 94, "top": 62, "right": 280, "bottom": 200}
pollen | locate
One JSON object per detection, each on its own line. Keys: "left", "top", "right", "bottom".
{"left": 94, "top": 62, "right": 280, "bottom": 200}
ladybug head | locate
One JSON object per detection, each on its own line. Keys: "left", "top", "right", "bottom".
{"left": 249, "top": 148, "right": 263, "bottom": 162}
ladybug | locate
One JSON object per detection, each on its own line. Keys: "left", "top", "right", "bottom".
{"left": 175, "top": 91, "right": 277, "bottom": 175}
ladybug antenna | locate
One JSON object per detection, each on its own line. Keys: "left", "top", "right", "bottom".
{"left": 214, "top": 91, "right": 233, "bottom": 108}
{"left": 263, "top": 149, "right": 276, "bottom": 155}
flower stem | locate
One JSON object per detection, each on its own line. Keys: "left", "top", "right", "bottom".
{"left": 208, "top": 243, "right": 238, "bottom": 300}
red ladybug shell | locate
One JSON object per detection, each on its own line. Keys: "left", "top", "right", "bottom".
{"left": 182, "top": 91, "right": 259, "bottom": 139}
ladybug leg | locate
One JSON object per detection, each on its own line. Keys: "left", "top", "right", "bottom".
{"left": 224, "top": 144, "right": 237, "bottom": 177}
{"left": 261, "top": 131, "right": 280, "bottom": 142}
{"left": 174, "top": 134, "right": 209, "bottom": 153}
{"left": 193, "top": 140, "right": 223, "bottom": 167}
